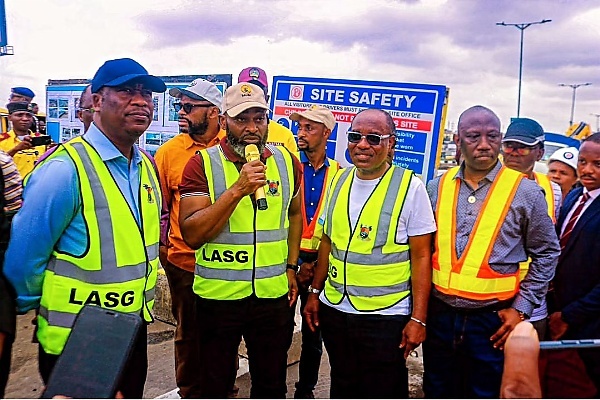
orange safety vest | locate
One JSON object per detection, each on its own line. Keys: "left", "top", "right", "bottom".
{"left": 299, "top": 158, "right": 340, "bottom": 253}
{"left": 432, "top": 166, "right": 525, "bottom": 301}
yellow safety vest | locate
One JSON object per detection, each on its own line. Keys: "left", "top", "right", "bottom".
{"left": 35, "top": 137, "right": 161, "bottom": 355}
{"left": 518, "top": 172, "right": 556, "bottom": 280}
{"left": 300, "top": 158, "right": 340, "bottom": 253}
{"left": 432, "top": 166, "right": 524, "bottom": 301}
{"left": 194, "top": 145, "right": 294, "bottom": 300}
{"left": 323, "top": 166, "right": 413, "bottom": 312}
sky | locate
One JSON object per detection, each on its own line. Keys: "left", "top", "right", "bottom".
{"left": 0, "top": 0, "right": 599, "bottom": 134}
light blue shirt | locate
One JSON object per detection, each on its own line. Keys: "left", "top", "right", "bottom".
{"left": 4, "top": 123, "right": 144, "bottom": 312}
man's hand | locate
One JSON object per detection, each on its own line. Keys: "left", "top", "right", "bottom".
{"left": 286, "top": 268, "right": 298, "bottom": 308}
{"left": 500, "top": 321, "right": 541, "bottom": 398}
{"left": 159, "top": 245, "right": 168, "bottom": 268}
{"left": 296, "top": 262, "right": 315, "bottom": 290}
{"left": 490, "top": 308, "right": 523, "bottom": 350}
{"left": 548, "top": 311, "right": 569, "bottom": 340}
{"left": 399, "top": 319, "right": 426, "bottom": 359}
{"left": 233, "top": 160, "right": 267, "bottom": 197}
{"left": 10, "top": 135, "right": 33, "bottom": 155}
{"left": 303, "top": 293, "right": 320, "bottom": 332}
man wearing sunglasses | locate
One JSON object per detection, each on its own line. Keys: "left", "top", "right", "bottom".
{"left": 304, "top": 108, "right": 436, "bottom": 398}
{"left": 153, "top": 78, "right": 223, "bottom": 398}
{"left": 502, "top": 118, "right": 562, "bottom": 342}
{"left": 424, "top": 106, "right": 559, "bottom": 398}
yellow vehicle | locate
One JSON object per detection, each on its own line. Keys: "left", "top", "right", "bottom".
{"left": 0, "top": 107, "right": 8, "bottom": 133}
{"left": 565, "top": 122, "right": 592, "bottom": 140}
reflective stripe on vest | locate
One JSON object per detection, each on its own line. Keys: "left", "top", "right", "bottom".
{"left": 432, "top": 166, "right": 523, "bottom": 301}
{"left": 323, "top": 166, "right": 413, "bottom": 312}
{"left": 36, "top": 138, "right": 160, "bottom": 355}
{"left": 519, "top": 172, "right": 556, "bottom": 280}
{"left": 194, "top": 145, "right": 294, "bottom": 300}
{"left": 300, "top": 158, "right": 340, "bottom": 252}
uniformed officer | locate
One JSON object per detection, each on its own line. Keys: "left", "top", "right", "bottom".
{"left": 179, "top": 82, "right": 303, "bottom": 398}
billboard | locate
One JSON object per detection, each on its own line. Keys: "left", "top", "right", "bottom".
{"left": 270, "top": 76, "right": 449, "bottom": 181}
{"left": 0, "top": 0, "right": 7, "bottom": 47}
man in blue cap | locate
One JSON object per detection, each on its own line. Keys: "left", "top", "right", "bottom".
{"left": 5, "top": 58, "right": 166, "bottom": 398}
{"left": 9, "top": 87, "right": 35, "bottom": 103}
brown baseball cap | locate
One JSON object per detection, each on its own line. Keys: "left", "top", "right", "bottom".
{"left": 290, "top": 105, "right": 336, "bottom": 130}
{"left": 221, "top": 82, "right": 269, "bottom": 117}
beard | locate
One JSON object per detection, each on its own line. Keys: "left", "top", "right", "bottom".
{"left": 187, "top": 119, "right": 209, "bottom": 137}
{"left": 227, "top": 127, "right": 268, "bottom": 159}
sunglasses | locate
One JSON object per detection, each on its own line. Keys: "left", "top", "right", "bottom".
{"left": 347, "top": 131, "right": 391, "bottom": 146}
{"left": 173, "top": 102, "right": 214, "bottom": 114}
{"left": 502, "top": 144, "right": 536, "bottom": 156}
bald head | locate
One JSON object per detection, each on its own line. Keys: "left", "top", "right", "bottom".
{"left": 78, "top": 84, "right": 94, "bottom": 132}
{"left": 457, "top": 105, "right": 500, "bottom": 133}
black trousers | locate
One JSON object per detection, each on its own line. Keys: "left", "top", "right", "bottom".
{"left": 320, "top": 303, "right": 410, "bottom": 399}
{"left": 0, "top": 333, "right": 12, "bottom": 398}
{"left": 196, "top": 294, "right": 293, "bottom": 398}
{"left": 296, "top": 290, "right": 323, "bottom": 393}
{"left": 39, "top": 322, "right": 148, "bottom": 399}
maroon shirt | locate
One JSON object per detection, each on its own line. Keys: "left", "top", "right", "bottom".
{"left": 179, "top": 138, "right": 302, "bottom": 199}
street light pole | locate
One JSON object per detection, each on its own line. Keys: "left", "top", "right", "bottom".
{"left": 497, "top": 19, "right": 552, "bottom": 117}
{"left": 558, "top": 83, "right": 592, "bottom": 127}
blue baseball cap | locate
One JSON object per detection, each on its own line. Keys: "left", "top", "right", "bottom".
{"left": 91, "top": 58, "right": 166, "bottom": 94}
{"left": 11, "top": 87, "right": 35, "bottom": 99}
{"left": 503, "top": 117, "right": 545, "bottom": 146}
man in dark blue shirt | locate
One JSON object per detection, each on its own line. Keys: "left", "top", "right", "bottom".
{"left": 289, "top": 106, "right": 339, "bottom": 398}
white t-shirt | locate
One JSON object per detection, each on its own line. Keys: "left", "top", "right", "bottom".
{"left": 319, "top": 170, "right": 437, "bottom": 315}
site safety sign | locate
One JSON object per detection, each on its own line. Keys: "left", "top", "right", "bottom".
{"left": 270, "top": 76, "right": 449, "bottom": 181}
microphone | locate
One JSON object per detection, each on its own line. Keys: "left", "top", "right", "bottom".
{"left": 244, "top": 144, "right": 268, "bottom": 210}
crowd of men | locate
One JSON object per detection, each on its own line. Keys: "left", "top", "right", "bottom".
{"left": 0, "top": 56, "right": 598, "bottom": 399}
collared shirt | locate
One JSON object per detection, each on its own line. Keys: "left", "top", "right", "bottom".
{"left": 559, "top": 186, "right": 600, "bottom": 237}
{"left": 154, "top": 130, "right": 225, "bottom": 272}
{"left": 300, "top": 151, "right": 329, "bottom": 225}
{"left": 0, "top": 150, "right": 23, "bottom": 212}
{"left": 4, "top": 123, "right": 145, "bottom": 312}
{"left": 427, "top": 161, "right": 560, "bottom": 316}
{"left": 0, "top": 130, "right": 46, "bottom": 177}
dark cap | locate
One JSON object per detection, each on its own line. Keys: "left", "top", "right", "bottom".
{"left": 91, "top": 58, "right": 167, "bottom": 94}
{"left": 6, "top": 102, "right": 32, "bottom": 114}
{"left": 11, "top": 87, "right": 35, "bottom": 99}
{"left": 503, "top": 117, "right": 545, "bottom": 146}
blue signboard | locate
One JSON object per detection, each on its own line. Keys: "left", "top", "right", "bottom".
{"left": 270, "top": 76, "right": 448, "bottom": 181}
{"left": 0, "top": 0, "right": 7, "bottom": 47}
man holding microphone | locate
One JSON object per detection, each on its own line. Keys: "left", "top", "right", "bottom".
{"left": 178, "top": 82, "right": 303, "bottom": 398}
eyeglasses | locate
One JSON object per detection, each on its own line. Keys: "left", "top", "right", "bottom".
{"left": 347, "top": 131, "right": 391, "bottom": 146}
{"left": 173, "top": 102, "right": 214, "bottom": 114}
{"left": 78, "top": 107, "right": 93, "bottom": 113}
{"left": 502, "top": 143, "right": 536, "bottom": 156}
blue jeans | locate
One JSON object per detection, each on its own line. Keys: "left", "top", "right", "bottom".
{"left": 296, "top": 291, "right": 323, "bottom": 393}
{"left": 423, "top": 296, "right": 505, "bottom": 398}
{"left": 320, "top": 303, "right": 409, "bottom": 398}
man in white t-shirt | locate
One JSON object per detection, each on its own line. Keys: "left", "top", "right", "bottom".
{"left": 303, "top": 108, "right": 436, "bottom": 398}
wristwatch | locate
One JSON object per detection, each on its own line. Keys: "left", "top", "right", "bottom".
{"left": 307, "top": 285, "right": 322, "bottom": 295}
{"left": 286, "top": 263, "right": 299, "bottom": 272}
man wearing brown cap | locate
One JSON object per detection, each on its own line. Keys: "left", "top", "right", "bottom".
{"left": 0, "top": 102, "right": 46, "bottom": 176}
{"left": 289, "top": 105, "right": 339, "bottom": 398}
{"left": 238, "top": 67, "right": 298, "bottom": 153}
{"left": 154, "top": 78, "right": 223, "bottom": 398}
{"left": 179, "top": 82, "right": 303, "bottom": 398}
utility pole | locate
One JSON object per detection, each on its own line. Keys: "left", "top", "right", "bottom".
{"left": 558, "top": 83, "right": 592, "bottom": 127}
{"left": 496, "top": 19, "right": 552, "bottom": 117}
